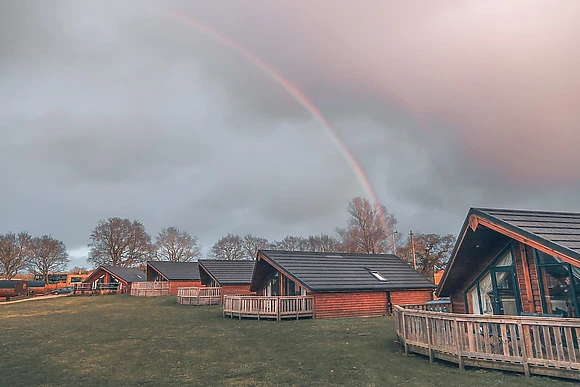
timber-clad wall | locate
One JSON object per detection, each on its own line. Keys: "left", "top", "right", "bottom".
{"left": 390, "top": 289, "right": 433, "bottom": 306}
{"left": 221, "top": 284, "right": 254, "bottom": 296}
{"left": 169, "top": 281, "right": 201, "bottom": 295}
{"left": 314, "top": 292, "right": 387, "bottom": 319}
{"left": 512, "top": 242, "right": 543, "bottom": 314}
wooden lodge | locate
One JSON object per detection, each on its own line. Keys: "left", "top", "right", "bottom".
{"left": 395, "top": 208, "right": 580, "bottom": 380}
{"left": 198, "top": 259, "right": 255, "bottom": 296}
{"left": 178, "top": 260, "right": 255, "bottom": 306}
{"left": 223, "top": 250, "right": 435, "bottom": 320}
{"left": 146, "top": 261, "right": 201, "bottom": 295}
{"left": 83, "top": 265, "right": 147, "bottom": 294}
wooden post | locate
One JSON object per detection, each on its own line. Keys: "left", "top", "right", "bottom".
{"left": 453, "top": 318, "right": 465, "bottom": 370}
{"left": 426, "top": 315, "right": 434, "bottom": 362}
{"left": 517, "top": 321, "right": 530, "bottom": 377}
{"left": 402, "top": 311, "right": 408, "bottom": 355}
{"left": 277, "top": 297, "right": 281, "bottom": 321}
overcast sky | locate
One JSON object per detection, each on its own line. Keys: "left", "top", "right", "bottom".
{"left": 1, "top": 1, "right": 579, "bottom": 269}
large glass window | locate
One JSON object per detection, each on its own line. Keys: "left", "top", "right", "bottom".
{"left": 464, "top": 245, "right": 521, "bottom": 316}
{"left": 536, "top": 250, "right": 580, "bottom": 317}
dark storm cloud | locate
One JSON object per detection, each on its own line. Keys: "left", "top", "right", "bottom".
{"left": 1, "top": 1, "right": 580, "bottom": 268}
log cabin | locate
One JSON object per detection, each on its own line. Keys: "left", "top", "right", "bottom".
{"left": 437, "top": 208, "right": 580, "bottom": 317}
{"left": 83, "top": 265, "right": 147, "bottom": 294}
{"left": 394, "top": 208, "right": 580, "bottom": 380}
{"left": 198, "top": 259, "right": 255, "bottom": 296}
{"left": 146, "top": 261, "right": 201, "bottom": 295}
{"left": 242, "top": 250, "right": 435, "bottom": 319}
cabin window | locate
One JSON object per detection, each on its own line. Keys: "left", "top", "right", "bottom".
{"left": 535, "top": 250, "right": 580, "bottom": 318}
{"left": 264, "top": 272, "right": 280, "bottom": 296}
{"left": 464, "top": 244, "right": 521, "bottom": 316}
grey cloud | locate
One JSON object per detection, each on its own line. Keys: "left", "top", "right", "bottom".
{"left": 1, "top": 1, "right": 580, "bottom": 267}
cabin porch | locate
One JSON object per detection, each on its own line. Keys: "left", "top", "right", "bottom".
{"left": 177, "top": 287, "right": 222, "bottom": 305}
{"left": 394, "top": 305, "right": 580, "bottom": 380}
{"left": 223, "top": 295, "right": 314, "bottom": 321}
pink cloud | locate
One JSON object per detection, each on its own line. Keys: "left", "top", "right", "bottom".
{"left": 178, "top": 1, "right": 580, "bottom": 182}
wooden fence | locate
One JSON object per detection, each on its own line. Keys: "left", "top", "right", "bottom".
{"left": 130, "top": 282, "right": 170, "bottom": 297}
{"left": 177, "top": 287, "right": 222, "bottom": 305}
{"left": 223, "top": 295, "right": 314, "bottom": 321}
{"left": 394, "top": 305, "right": 580, "bottom": 380}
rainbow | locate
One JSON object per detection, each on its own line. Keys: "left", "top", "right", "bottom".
{"left": 165, "top": 10, "right": 387, "bottom": 223}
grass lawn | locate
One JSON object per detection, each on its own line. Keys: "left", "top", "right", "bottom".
{"left": 0, "top": 295, "right": 576, "bottom": 386}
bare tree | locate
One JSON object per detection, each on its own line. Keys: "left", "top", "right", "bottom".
{"left": 398, "top": 232, "right": 456, "bottom": 280}
{"left": 70, "top": 266, "right": 90, "bottom": 274}
{"left": 243, "top": 234, "right": 270, "bottom": 260}
{"left": 306, "top": 234, "right": 342, "bottom": 252}
{"left": 28, "top": 236, "right": 70, "bottom": 282}
{"left": 274, "top": 235, "right": 308, "bottom": 251}
{"left": 155, "top": 227, "right": 202, "bottom": 262}
{"left": 337, "top": 197, "right": 397, "bottom": 254}
{"left": 88, "top": 218, "right": 152, "bottom": 267}
{"left": 210, "top": 234, "right": 245, "bottom": 260}
{"left": 0, "top": 232, "right": 33, "bottom": 279}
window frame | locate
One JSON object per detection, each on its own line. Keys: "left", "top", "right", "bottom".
{"left": 463, "top": 242, "right": 522, "bottom": 316}
{"left": 534, "top": 249, "right": 580, "bottom": 317}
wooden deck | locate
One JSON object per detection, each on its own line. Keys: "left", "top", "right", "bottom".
{"left": 130, "top": 282, "right": 170, "bottom": 297}
{"left": 223, "top": 295, "right": 314, "bottom": 321}
{"left": 177, "top": 287, "right": 222, "bottom": 305}
{"left": 394, "top": 305, "right": 580, "bottom": 380}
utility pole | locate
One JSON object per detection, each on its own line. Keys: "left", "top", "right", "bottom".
{"left": 392, "top": 230, "right": 398, "bottom": 255}
{"left": 410, "top": 230, "right": 417, "bottom": 270}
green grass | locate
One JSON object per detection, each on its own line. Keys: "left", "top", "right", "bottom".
{"left": 0, "top": 296, "right": 576, "bottom": 386}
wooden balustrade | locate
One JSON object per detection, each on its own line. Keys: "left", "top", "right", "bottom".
{"left": 394, "top": 305, "right": 580, "bottom": 380}
{"left": 223, "top": 295, "right": 314, "bottom": 321}
{"left": 130, "top": 282, "right": 170, "bottom": 297}
{"left": 177, "top": 287, "right": 222, "bottom": 305}
{"left": 399, "top": 302, "right": 452, "bottom": 313}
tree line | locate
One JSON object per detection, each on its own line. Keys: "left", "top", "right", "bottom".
{"left": 0, "top": 232, "right": 69, "bottom": 281}
{"left": 0, "top": 197, "right": 456, "bottom": 281}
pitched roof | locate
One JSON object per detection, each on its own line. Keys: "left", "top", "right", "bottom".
{"left": 146, "top": 261, "right": 201, "bottom": 281}
{"left": 437, "top": 207, "right": 580, "bottom": 296}
{"left": 102, "top": 266, "right": 147, "bottom": 283}
{"left": 251, "top": 250, "right": 435, "bottom": 292}
{"left": 474, "top": 208, "right": 580, "bottom": 257}
{"left": 198, "top": 260, "right": 255, "bottom": 285}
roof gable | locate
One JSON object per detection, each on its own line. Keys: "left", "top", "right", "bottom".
{"left": 84, "top": 265, "right": 147, "bottom": 284}
{"left": 147, "top": 261, "right": 201, "bottom": 281}
{"left": 197, "top": 260, "right": 255, "bottom": 285}
{"left": 251, "top": 250, "right": 435, "bottom": 292}
{"left": 437, "top": 207, "right": 580, "bottom": 296}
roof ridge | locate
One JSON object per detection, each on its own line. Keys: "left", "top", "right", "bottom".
{"left": 474, "top": 207, "right": 580, "bottom": 216}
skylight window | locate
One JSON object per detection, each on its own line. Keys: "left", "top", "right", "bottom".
{"left": 370, "top": 271, "right": 388, "bottom": 282}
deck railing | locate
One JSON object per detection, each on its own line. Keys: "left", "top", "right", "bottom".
{"left": 223, "top": 295, "right": 314, "bottom": 321}
{"left": 130, "top": 282, "right": 170, "bottom": 297}
{"left": 394, "top": 305, "right": 580, "bottom": 380}
{"left": 177, "top": 287, "right": 222, "bottom": 305}
{"left": 400, "top": 301, "right": 452, "bottom": 313}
